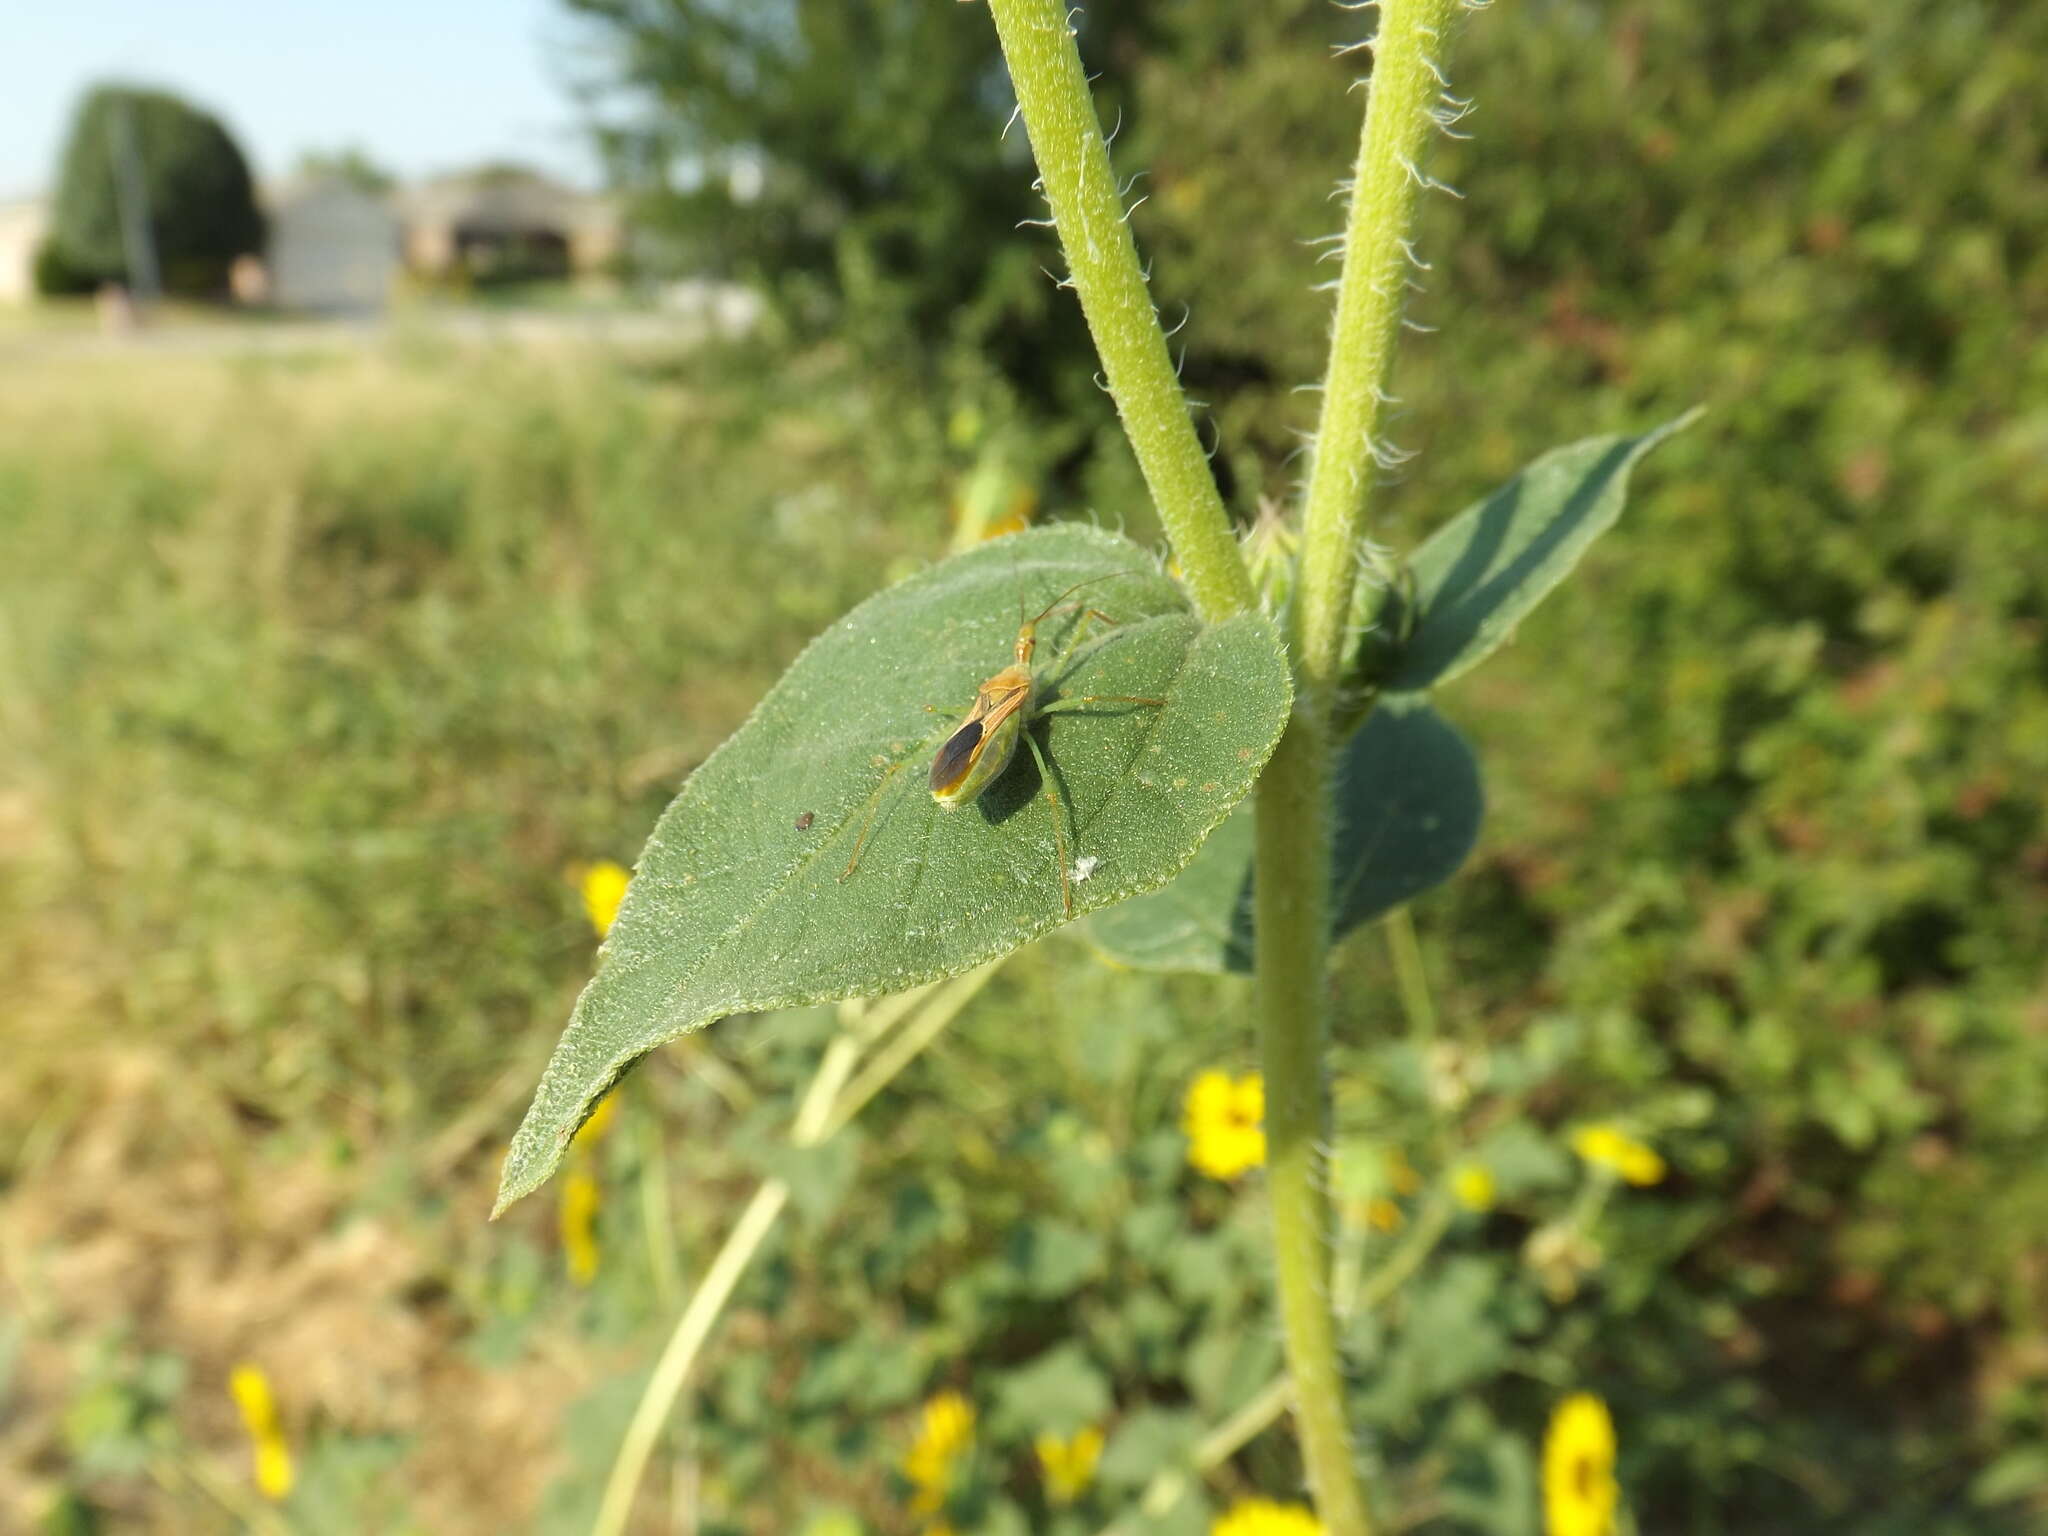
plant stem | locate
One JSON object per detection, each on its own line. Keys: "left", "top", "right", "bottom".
{"left": 984, "top": 0, "right": 1254, "bottom": 623}
{"left": 817, "top": 960, "right": 1002, "bottom": 1141}
{"left": 593, "top": 1178, "right": 790, "bottom": 1536}
{"left": 1293, "top": 0, "right": 1472, "bottom": 710}
{"left": 1250, "top": 5, "right": 1474, "bottom": 1526}
{"left": 1103, "top": 1177, "right": 1462, "bottom": 1535}
{"left": 589, "top": 976, "right": 992, "bottom": 1536}
{"left": 1254, "top": 714, "right": 1374, "bottom": 1534}
{"left": 590, "top": 1029, "right": 857, "bottom": 1536}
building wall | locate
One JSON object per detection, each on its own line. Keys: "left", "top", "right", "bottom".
{"left": 0, "top": 200, "right": 50, "bottom": 304}
{"left": 268, "top": 183, "right": 399, "bottom": 312}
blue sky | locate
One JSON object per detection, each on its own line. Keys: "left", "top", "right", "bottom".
{"left": 1, "top": 0, "right": 608, "bottom": 198}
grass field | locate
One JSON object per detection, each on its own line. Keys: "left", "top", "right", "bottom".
{"left": 2, "top": 314, "right": 2043, "bottom": 1534}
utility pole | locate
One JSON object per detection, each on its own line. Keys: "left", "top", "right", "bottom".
{"left": 110, "top": 97, "right": 161, "bottom": 308}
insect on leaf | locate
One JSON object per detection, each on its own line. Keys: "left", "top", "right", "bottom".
{"left": 1082, "top": 697, "right": 1482, "bottom": 973}
{"left": 495, "top": 525, "right": 1291, "bottom": 1212}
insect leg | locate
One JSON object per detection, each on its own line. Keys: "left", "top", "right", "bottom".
{"left": 1021, "top": 727, "right": 1076, "bottom": 916}
{"left": 1042, "top": 607, "right": 1121, "bottom": 684}
{"left": 839, "top": 753, "right": 913, "bottom": 883}
{"left": 1033, "top": 694, "right": 1165, "bottom": 715}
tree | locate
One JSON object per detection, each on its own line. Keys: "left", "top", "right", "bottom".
{"left": 565, "top": 0, "right": 1158, "bottom": 410}
{"left": 292, "top": 146, "right": 397, "bottom": 195}
{"left": 43, "top": 83, "right": 264, "bottom": 297}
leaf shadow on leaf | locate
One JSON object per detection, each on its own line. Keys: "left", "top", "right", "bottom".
{"left": 1384, "top": 411, "right": 1700, "bottom": 693}
{"left": 1395, "top": 441, "right": 1630, "bottom": 691}
{"left": 1081, "top": 699, "right": 1483, "bottom": 973}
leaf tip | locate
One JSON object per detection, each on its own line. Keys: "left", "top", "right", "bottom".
{"left": 1658, "top": 402, "right": 1709, "bottom": 440}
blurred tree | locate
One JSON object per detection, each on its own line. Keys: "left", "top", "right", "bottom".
{"left": 292, "top": 146, "right": 397, "bottom": 194}
{"left": 563, "top": 0, "right": 1159, "bottom": 413}
{"left": 43, "top": 83, "right": 264, "bottom": 297}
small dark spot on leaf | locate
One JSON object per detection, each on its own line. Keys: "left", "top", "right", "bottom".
{"left": 795, "top": 811, "right": 815, "bottom": 831}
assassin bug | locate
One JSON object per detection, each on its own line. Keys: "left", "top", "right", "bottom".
{"left": 840, "top": 572, "right": 1165, "bottom": 915}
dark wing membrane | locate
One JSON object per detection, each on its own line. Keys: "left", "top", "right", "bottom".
{"left": 929, "top": 718, "right": 984, "bottom": 795}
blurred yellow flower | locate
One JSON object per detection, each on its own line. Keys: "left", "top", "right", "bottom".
{"left": 1211, "top": 1497, "right": 1323, "bottom": 1536}
{"left": 559, "top": 1168, "right": 602, "bottom": 1285}
{"left": 1183, "top": 1070, "right": 1265, "bottom": 1180}
{"left": 227, "top": 1363, "right": 294, "bottom": 1502}
{"left": 904, "top": 1391, "right": 975, "bottom": 1515}
{"left": 1570, "top": 1124, "right": 1666, "bottom": 1186}
{"left": 1543, "top": 1392, "right": 1619, "bottom": 1536}
{"left": 1453, "top": 1162, "right": 1498, "bottom": 1212}
{"left": 1366, "top": 1196, "right": 1405, "bottom": 1232}
{"left": 571, "top": 1090, "right": 618, "bottom": 1151}
{"left": 1035, "top": 1425, "right": 1105, "bottom": 1504}
{"left": 577, "top": 859, "right": 631, "bottom": 937}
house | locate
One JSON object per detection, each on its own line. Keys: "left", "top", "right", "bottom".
{"left": 0, "top": 199, "right": 49, "bottom": 304}
{"left": 397, "top": 166, "right": 620, "bottom": 284}
{"left": 265, "top": 176, "right": 401, "bottom": 312}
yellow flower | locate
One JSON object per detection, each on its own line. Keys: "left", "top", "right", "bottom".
{"left": 1211, "top": 1497, "right": 1324, "bottom": 1536}
{"left": 577, "top": 859, "right": 631, "bottom": 937}
{"left": 1183, "top": 1070, "right": 1265, "bottom": 1180}
{"left": 1035, "top": 1425, "right": 1105, "bottom": 1504}
{"left": 903, "top": 1391, "right": 975, "bottom": 1515}
{"left": 1543, "top": 1392, "right": 1619, "bottom": 1536}
{"left": 559, "top": 1168, "right": 602, "bottom": 1285}
{"left": 1569, "top": 1124, "right": 1666, "bottom": 1186}
{"left": 227, "top": 1363, "right": 294, "bottom": 1502}
{"left": 571, "top": 1090, "right": 618, "bottom": 1151}
{"left": 1453, "top": 1162, "right": 1498, "bottom": 1212}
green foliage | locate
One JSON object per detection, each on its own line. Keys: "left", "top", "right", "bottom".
{"left": 292, "top": 145, "right": 396, "bottom": 194}
{"left": 45, "top": 83, "right": 264, "bottom": 296}
{"left": 31, "top": 239, "right": 98, "bottom": 297}
{"left": 497, "top": 525, "right": 1291, "bottom": 1210}
{"left": 8, "top": 0, "right": 2048, "bottom": 1524}
{"left": 1085, "top": 698, "right": 1483, "bottom": 972}
{"left": 565, "top": 0, "right": 1153, "bottom": 410}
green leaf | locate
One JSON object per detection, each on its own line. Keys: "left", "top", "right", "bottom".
{"left": 1971, "top": 1447, "right": 2048, "bottom": 1507}
{"left": 990, "top": 1342, "right": 1112, "bottom": 1438}
{"left": 1082, "top": 698, "right": 1482, "bottom": 973}
{"left": 1377, "top": 410, "right": 1701, "bottom": 693}
{"left": 496, "top": 525, "right": 1291, "bottom": 1211}
{"left": 1004, "top": 1219, "right": 1108, "bottom": 1300}
{"left": 1097, "top": 1407, "right": 1202, "bottom": 1488}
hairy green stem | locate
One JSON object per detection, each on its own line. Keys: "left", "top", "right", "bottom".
{"left": 1294, "top": 0, "right": 1472, "bottom": 708}
{"left": 1103, "top": 1173, "right": 1462, "bottom": 1534}
{"left": 1254, "top": 719, "right": 1374, "bottom": 1532}
{"left": 1249, "top": 5, "right": 1475, "bottom": 1526}
{"left": 985, "top": 0, "right": 1254, "bottom": 622}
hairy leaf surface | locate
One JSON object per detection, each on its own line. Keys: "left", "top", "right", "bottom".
{"left": 497, "top": 526, "right": 1290, "bottom": 1210}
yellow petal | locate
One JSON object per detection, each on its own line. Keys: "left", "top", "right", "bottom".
{"left": 1453, "top": 1162, "right": 1498, "bottom": 1212}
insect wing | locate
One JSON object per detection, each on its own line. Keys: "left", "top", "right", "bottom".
{"left": 929, "top": 717, "right": 984, "bottom": 797}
